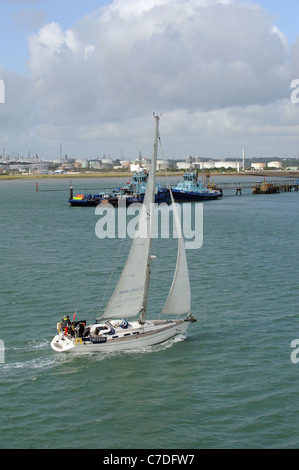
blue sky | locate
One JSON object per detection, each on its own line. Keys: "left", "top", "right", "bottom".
{"left": 1, "top": 0, "right": 299, "bottom": 159}
{"left": 255, "top": 0, "right": 299, "bottom": 43}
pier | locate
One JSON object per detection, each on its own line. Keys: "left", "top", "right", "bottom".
{"left": 35, "top": 177, "right": 299, "bottom": 198}
{"left": 211, "top": 179, "right": 299, "bottom": 195}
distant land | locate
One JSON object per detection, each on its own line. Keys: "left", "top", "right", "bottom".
{"left": 1, "top": 153, "right": 299, "bottom": 179}
{"left": 1, "top": 170, "right": 299, "bottom": 181}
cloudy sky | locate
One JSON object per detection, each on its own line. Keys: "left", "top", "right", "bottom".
{"left": 1, "top": 0, "right": 299, "bottom": 160}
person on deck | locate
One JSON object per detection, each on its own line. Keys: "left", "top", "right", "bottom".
{"left": 61, "top": 315, "right": 71, "bottom": 335}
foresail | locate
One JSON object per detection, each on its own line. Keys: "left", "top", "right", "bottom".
{"left": 162, "top": 190, "right": 191, "bottom": 316}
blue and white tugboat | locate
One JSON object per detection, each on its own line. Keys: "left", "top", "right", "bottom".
{"left": 171, "top": 170, "right": 223, "bottom": 201}
{"left": 68, "top": 168, "right": 170, "bottom": 207}
{"left": 107, "top": 168, "right": 170, "bottom": 206}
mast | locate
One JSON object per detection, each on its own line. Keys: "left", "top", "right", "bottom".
{"left": 139, "top": 114, "right": 160, "bottom": 324}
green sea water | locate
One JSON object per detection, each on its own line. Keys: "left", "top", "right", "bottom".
{"left": 0, "top": 176, "right": 299, "bottom": 449}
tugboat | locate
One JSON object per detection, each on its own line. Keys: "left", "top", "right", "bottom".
{"left": 103, "top": 168, "right": 170, "bottom": 206}
{"left": 171, "top": 170, "right": 223, "bottom": 201}
{"left": 68, "top": 160, "right": 170, "bottom": 207}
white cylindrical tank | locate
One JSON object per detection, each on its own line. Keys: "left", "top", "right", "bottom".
{"left": 268, "top": 161, "right": 283, "bottom": 169}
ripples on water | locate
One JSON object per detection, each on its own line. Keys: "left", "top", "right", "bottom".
{"left": 0, "top": 177, "right": 299, "bottom": 449}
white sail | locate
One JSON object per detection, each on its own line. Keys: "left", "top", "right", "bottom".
{"left": 101, "top": 115, "right": 159, "bottom": 321}
{"left": 161, "top": 190, "right": 191, "bottom": 316}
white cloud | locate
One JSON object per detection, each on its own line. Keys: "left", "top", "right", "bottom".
{"left": 1, "top": 0, "right": 299, "bottom": 158}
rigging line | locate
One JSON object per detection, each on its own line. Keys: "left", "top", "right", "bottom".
{"left": 158, "top": 135, "right": 171, "bottom": 192}
{"left": 80, "top": 209, "right": 128, "bottom": 320}
{"left": 96, "top": 233, "right": 128, "bottom": 318}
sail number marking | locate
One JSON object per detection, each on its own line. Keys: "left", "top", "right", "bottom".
{"left": 120, "top": 286, "right": 143, "bottom": 295}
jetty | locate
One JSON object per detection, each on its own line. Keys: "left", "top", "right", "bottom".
{"left": 211, "top": 179, "right": 299, "bottom": 195}
{"left": 35, "top": 177, "right": 299, "bottom": 199}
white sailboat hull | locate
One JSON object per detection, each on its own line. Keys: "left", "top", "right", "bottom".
{"left": 51, "top": 319, "right": 191, "bottom": 354}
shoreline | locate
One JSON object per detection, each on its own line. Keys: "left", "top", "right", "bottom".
{"left": 1, "top": 170, "right": 299, "bottom": 181}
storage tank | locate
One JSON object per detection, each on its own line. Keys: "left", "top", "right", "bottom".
{"left": 251, "top": 163, "right": 266, "bottom": 170}
{"left": 268, "top": 161, "right": 283, "bottom": 169}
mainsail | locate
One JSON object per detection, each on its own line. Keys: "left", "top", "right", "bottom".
{"left": 101, "top": 115, "right": 160, "bottom": 321}
{"left": 162, "top": 190, "right": 191, "bottom": 316}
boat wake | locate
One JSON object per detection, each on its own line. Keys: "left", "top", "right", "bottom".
{"left": 0, "top": 339, "right": 67, "bottom": 375}
{"left": 0, "top": 334, "right": 189, "bottom": 380}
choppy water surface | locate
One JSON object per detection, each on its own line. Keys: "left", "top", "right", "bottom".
{"left": 0, "top": 176, "right": 298, "bottom": 449}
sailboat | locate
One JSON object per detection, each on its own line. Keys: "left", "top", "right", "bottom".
{"left": 51, "top": 115, "right": 196, "bottom": 353}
